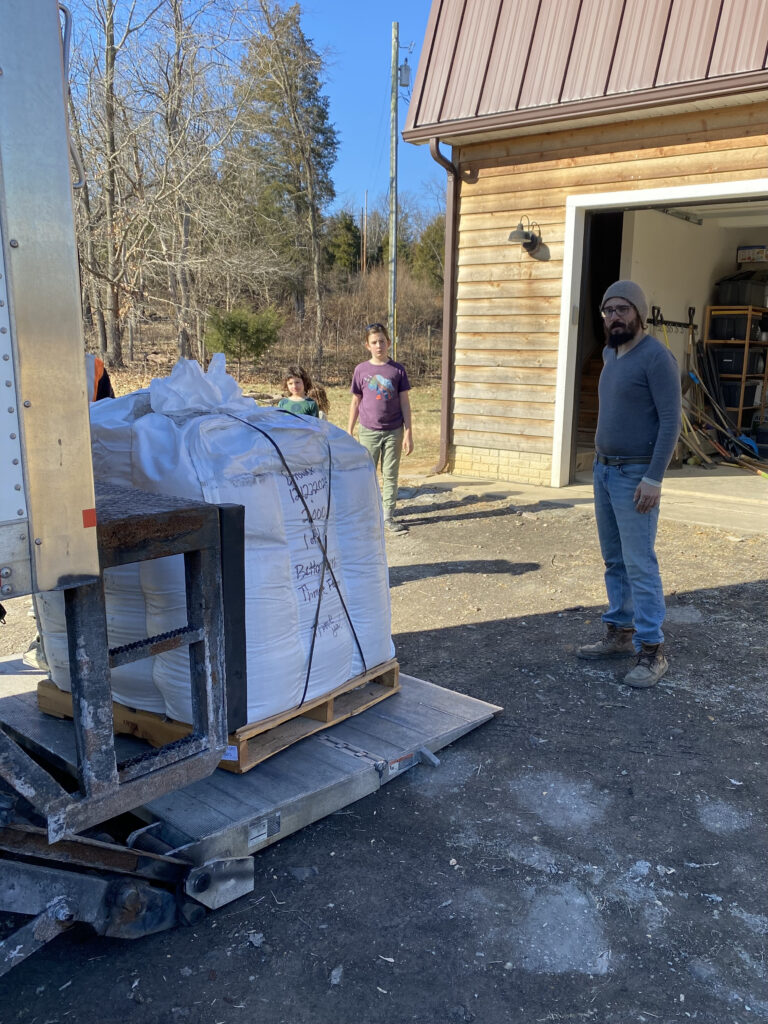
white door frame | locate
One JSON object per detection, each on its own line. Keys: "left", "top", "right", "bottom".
{"left": 550, "top": 177, "right": 768, "bottom": 487}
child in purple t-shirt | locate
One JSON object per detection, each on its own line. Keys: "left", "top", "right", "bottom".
{"left": 348, "top": 323, "right": 413, "bottom": 533}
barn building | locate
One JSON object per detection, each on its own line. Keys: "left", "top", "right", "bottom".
{"left": 403, "top": 0, "right": 768, "bottom": 486}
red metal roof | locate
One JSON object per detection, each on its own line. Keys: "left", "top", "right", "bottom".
{"left": 403, "top": 0, "right": 768, "bottom": 143}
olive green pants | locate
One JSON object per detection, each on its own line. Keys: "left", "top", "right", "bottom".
{"left": 358, "top": 425, "right": 403, "bottom": 518}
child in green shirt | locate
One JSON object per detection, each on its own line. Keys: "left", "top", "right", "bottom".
{"left": 277, "top": 365, "right": 319, "bottom": 417}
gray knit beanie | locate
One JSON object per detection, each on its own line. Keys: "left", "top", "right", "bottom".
{"left": 601, "top": 280, "right": 648, "bottom": 326}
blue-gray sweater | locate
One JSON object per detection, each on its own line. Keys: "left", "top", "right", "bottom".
{"left": 595, "top": 334, "right": 682, "bottom": 484}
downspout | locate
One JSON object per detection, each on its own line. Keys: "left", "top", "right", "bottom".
{"left": 428, "top": 137, "right": 458, "bottom": 475}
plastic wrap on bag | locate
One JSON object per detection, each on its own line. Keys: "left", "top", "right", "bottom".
{"left": 38, "top": 356, "right": 393, "bottom": 726}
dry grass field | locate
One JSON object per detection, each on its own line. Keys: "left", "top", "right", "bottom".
{"left": 108, "top": 365, "right": 443, "bottom": 475}
{"left": 319, "top": 382, "right": 442, "bottom": 475}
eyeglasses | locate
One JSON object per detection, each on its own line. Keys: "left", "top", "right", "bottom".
{"left": 601, "top": 304, "right": 634, "bottom": 320}
{"left": 365, "top": 323, "right": 386, "bottom": 332}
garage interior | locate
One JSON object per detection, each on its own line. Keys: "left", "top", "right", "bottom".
{"left": 573, "top": 195, "right": 768, "bottom": 473}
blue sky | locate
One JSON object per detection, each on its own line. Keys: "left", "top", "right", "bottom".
{"left": 300, "top": 1, "right": 444, "bottom": 216}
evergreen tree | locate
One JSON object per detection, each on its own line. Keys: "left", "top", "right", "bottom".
{"left": 205, "top": 306, "right": 282, "bottom": 379}
{"left": 325, "top": 211, "right": 361, "bottom": 273}
{"left": 237, "top": 3, "right": 338, "bottom": 375}
{"left": 412, "top": 214, "right": 445, "bottom": 290}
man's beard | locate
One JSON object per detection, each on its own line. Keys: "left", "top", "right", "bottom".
{"left": 604, "top": 312, "right": 642, "bottom": 349}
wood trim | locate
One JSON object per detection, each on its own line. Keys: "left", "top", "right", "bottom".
{"left": 459, "top": 111, "right": 768, "bottom": 174}
{"left": 458, "top": 145, "right": 768, "bottom": 199}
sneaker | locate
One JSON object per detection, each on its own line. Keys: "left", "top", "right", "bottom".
{"left": 623, "top": 643, "right": 668, "bottom": 688}
{"left": 384, "top": 518, "right": 407, "bottom": 534}
{"left": 577, "top": 624, "right": 634, "bottom": 659}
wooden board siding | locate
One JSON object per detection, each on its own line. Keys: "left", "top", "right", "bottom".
{"left": 456, "top": 99, "right": 768, "bottom": 167}
{"left": 450, "top": 101, "right": 768, "bottom": 478}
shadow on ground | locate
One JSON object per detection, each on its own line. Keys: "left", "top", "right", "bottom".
{"left": 389, "top": 559, "right": 539, "bottom": 587}
{"left": 1, "top": 485, "right": 765, "bottom": 1024}
{"left": 393, "top": 484, "right": 596, "bottom": 528}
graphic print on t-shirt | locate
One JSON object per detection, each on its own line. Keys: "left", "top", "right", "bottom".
{"left": 367, "top": 374, "right": 396, "bottom": 401}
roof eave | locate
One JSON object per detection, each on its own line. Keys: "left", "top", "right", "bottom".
{"left": 402, "top": 71, "right": 768, "bottom": 146}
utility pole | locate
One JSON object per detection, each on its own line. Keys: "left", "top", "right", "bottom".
{"left": 388, "top": 21, "right": 398, "bottom": 358}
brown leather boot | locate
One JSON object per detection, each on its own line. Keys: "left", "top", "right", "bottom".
{"left": 577, "top": 624, "right": 635, "bottom": 660}
{"left": 624, "top": 643, "right": 668, "bottom": 688}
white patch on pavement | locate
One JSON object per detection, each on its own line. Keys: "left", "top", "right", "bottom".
{"left": 504, "top": 882, "right": 613, "bottom": 976}
{"left": 508, "top": 771, "right": 611, "bottom": 830}
{"left": 664, "top": 605, "right": 704, "bottom": 624}
{"left": 696, "top": 797, "right": 753, "bottom": 834}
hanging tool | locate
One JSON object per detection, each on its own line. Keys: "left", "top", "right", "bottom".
{"left": 656, "top": 316, "right": 713, "bottom": 465}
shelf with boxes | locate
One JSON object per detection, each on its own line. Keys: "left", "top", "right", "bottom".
{"left": 702, "top": 306, "right": 768, "bottom": 429}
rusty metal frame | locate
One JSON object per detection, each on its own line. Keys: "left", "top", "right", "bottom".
{"left": 0, "top": 858, "right": 180, "bottom": 976}
{"left": 0, "top": 821, "right": 185, "bottom": 882}
{"left": 0, "top": 484, "right": 235, "bottom": 842}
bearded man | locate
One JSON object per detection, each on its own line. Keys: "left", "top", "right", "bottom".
{"left": 578, "top": 281, "right": 682, "bottom": 688}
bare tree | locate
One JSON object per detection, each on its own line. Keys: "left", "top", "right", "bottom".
{"left": 70, "top": 0, "right": 163, "bottom": 366}
{"left": 65, "top": 1, "right": 444, "bottom": 384}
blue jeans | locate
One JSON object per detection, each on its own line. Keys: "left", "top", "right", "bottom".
{"left": 593, "top": 459, "right": 665, "bottom": 649}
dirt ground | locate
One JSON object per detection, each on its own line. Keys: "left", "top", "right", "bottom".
{"left": 1, "top": 478, "right": 766, "bottom": 1024}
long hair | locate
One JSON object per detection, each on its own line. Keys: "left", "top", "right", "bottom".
{"left": 282, "top": 364, "right": 313, "bottom": 394}
{"left": 307, "top": 382, "right": 330, "bottom": 415}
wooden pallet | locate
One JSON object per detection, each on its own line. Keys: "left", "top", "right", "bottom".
{"left": 37, "top": 658, "right": 400, "bottom": 774}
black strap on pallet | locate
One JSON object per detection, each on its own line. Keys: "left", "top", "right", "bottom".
{"left": 224, "top": 412, "right": 367, "bottom": 705}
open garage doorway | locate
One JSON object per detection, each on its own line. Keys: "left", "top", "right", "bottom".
{"left": 552, "top": 180, "right": 768, "bottom": 487}
{"left": 571, "top": 211, "right": 623, "bottom": 478}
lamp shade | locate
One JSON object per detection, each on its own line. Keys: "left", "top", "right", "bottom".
{"left": 508, "top": 222, "right": 529, "bottom": 243}
{"left": 508, "top": 218, "right": 542, "bottom": 255}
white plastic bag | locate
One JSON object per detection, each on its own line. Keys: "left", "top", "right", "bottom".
{"left": 42, "top": 356, "right": 394, "bottom": 726}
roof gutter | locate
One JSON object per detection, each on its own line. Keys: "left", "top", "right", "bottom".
{"left": 428, "top": 137, "right": 457, "bottom": 476}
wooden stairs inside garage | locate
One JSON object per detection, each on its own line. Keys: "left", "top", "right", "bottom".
{"left": 575, "top": 353, "right": 601, "bottom": 470}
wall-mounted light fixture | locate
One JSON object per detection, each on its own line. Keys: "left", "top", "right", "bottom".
{"left": 508, "top": 216, "right": 542, "bottom": 256}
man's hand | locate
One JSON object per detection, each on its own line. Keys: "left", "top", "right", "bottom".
{"left": 402, "top": 428, "right": 414, "bottom": 456}
{"left": 633, "top": 480, "right": 661, "bottom": 514}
